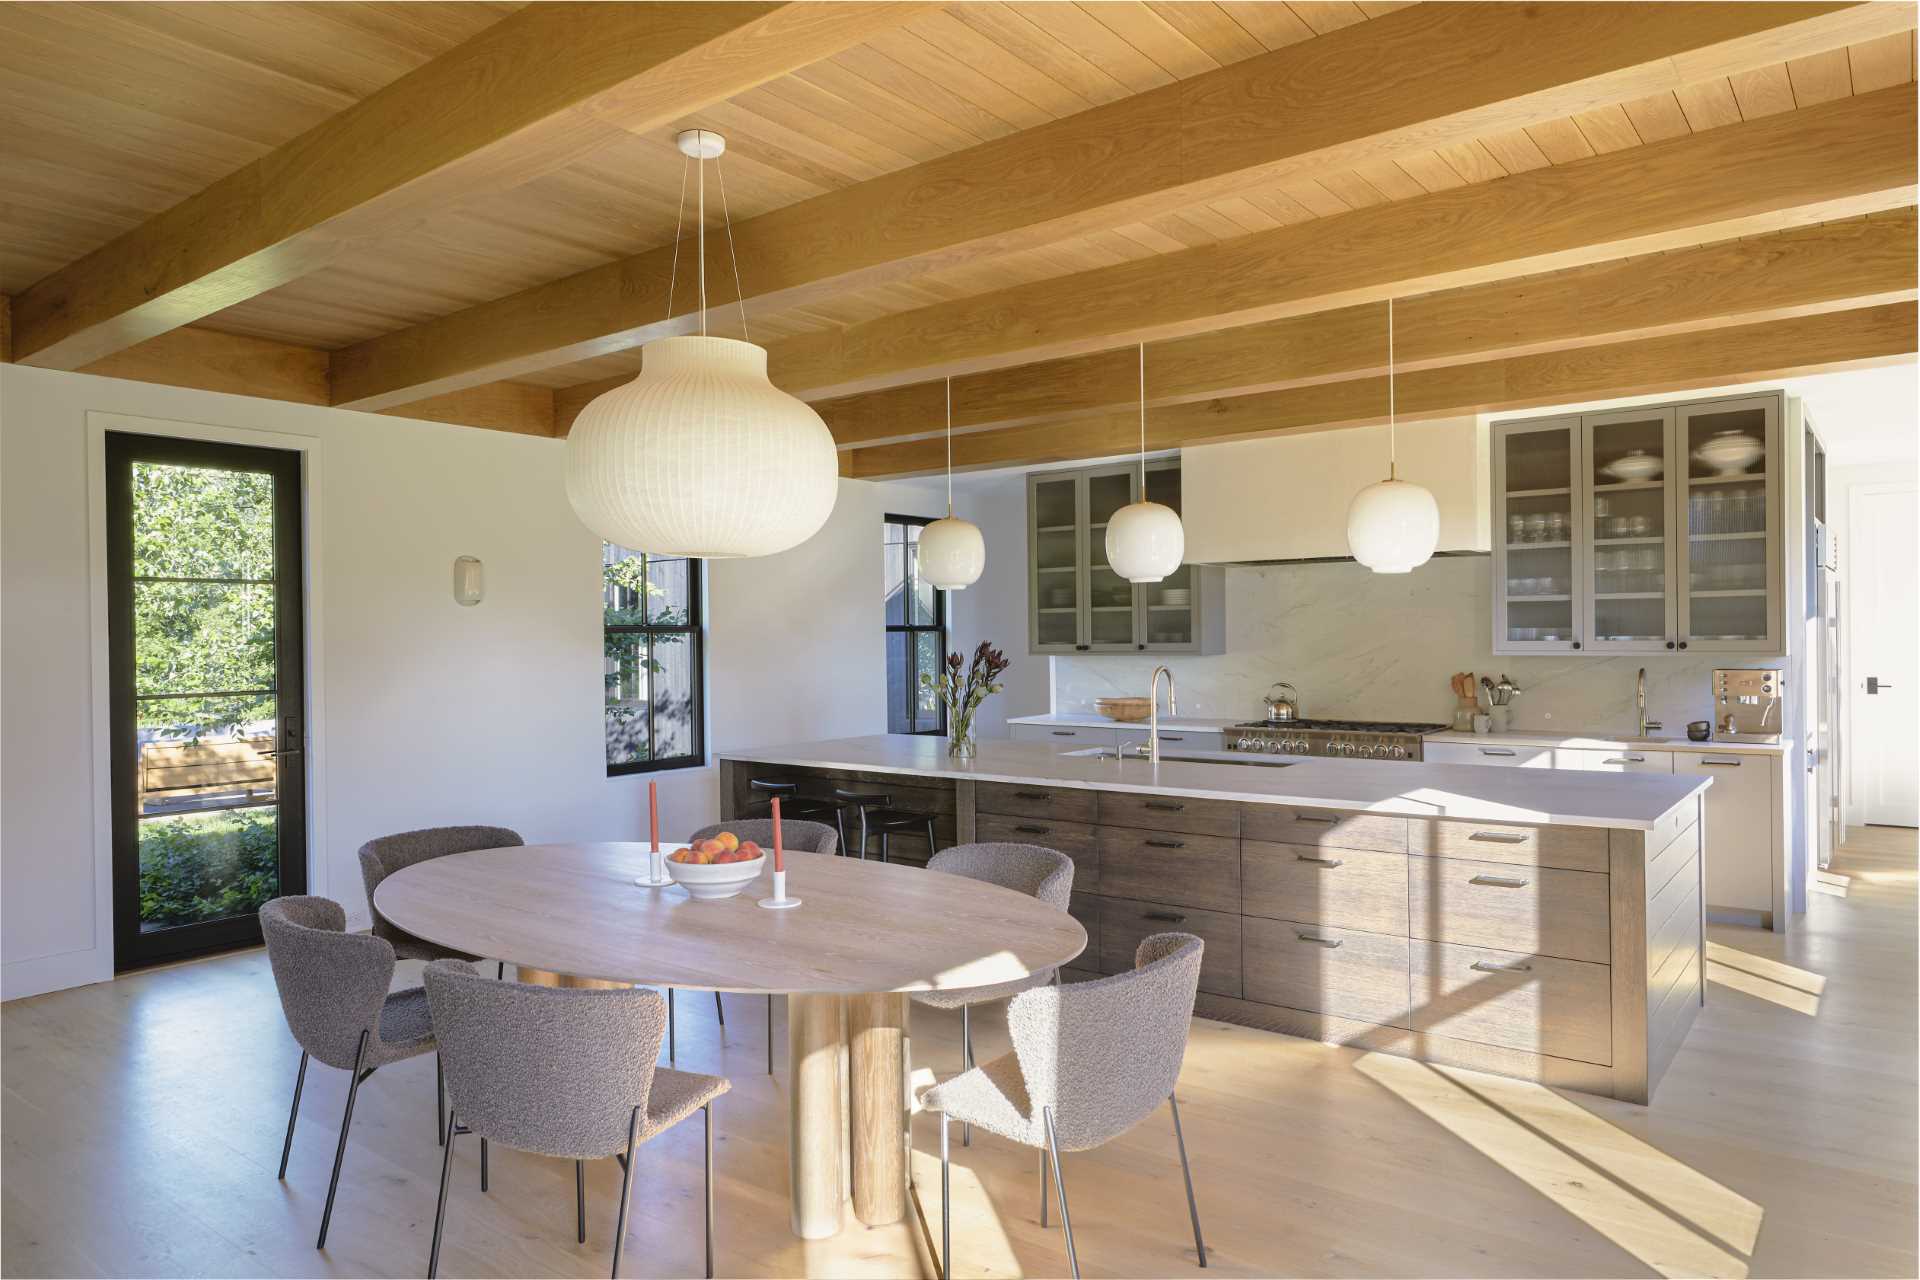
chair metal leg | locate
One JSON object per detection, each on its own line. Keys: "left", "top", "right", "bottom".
{"left": 1043, "top": 1107, "right": 1079, "bottom": 1280}
{"left": 480, "top": 1138, "right": 489, "bottom": 1192}
{"left": 610, "top": 1106, "right": 641, "bottom": 1279}
{"left": 961, "top": 1006, "right": 973, "bottom": 1148}
{"left": 1040, "top": 1147, "right": 1049, "bottom": 1227}
{"left": 278, "top": 1050, "right": 308, "bottom": 1179}
{"left": 703, "top": 1102, "right": 716, "bottom": 1280}
{"left": 427, "top": 1110, "right": 458, "bottom": 1278}
{"left": 435, "top": 1053, "right": 445, "bottom": 1148}
{"left": 668, "top": 988, "right": 677, "bottom": 1066}
{"left": 879, "top": 830, "right": 889, "bottom": 863}
{"left": 939, "top": 1112, "right": 951, "bottom": 1280}
{"left": 765, "top": 996, "right": 774, "bottom": 1076}
{"left": 834, "top": 809, "right": 848, "bottom": 856}
{"left": 316, "top": 1029, "right": 369, "bottom": 1250}
{"left": 925, "top": 817, "right": 937, "bottom": 857}
{"left": 1170, "top": 1093, "right": 1208, "bottom": 1267}
{"left": 496, "top": 959, "right": 505, "bottom": 980}
{"left": 713, "top": 990, "right": 726, "bottom": 1033}
{"left": 576, "top": 1158, "right": 587, "bottom": 1243}
{"left": 858, "top": 807, "right": 870, "bottom": 860}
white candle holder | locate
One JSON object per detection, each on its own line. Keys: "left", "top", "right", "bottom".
{"left": 758, "top": 867, "right": 800, "bottom": 909}
{"left": 633, "top": 845, "right": 674, "bottom": 888}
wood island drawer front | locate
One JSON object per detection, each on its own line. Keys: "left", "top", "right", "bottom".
{"left": 1411, "top": 941, "right": 1612, "bottom": 1066}
{"left": 1068, "top": 892, "right": 1100, "bottom": 965}
{"left": 1242, "top": 841, "right": 1409, "bottom": 935}
{"left": 1099, "top": 897, "right": 1241, "bottom": 997}
{"left": 1408, "top": 818, "right": 1607, "bottom": 872}
{"left": 1098, "top": 791, "right": 1240, "bottom": 838}
{"left": 1408, "top": 857, "right": 1611, "bottom": 964}
{"left": 1242, "top": 805, "right": 1407, "bottom": 853}
{"left": 976, "top": 781, "right": 1097, "bottom": 824}
{"left": 1096, "top": 827, "right": 1239, "bottom": 913}
{"left": 1244, "top": 917, "right": 1410, "bottom": 1027}
{"left": 974, "top": 813, "right": 1100, "bottom": 892}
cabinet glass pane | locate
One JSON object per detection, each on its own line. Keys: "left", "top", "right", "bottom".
{"left": 1033, "top": 476, "right": 1081, "bottom": 647}
{"left": 1682, "top": 406, "right": 1769, "bottom": 641}
{"left": 1589, "top": 413, "right": 1670, "bottom": 643}
{"left": 1501, "top": 428, "right": 1575, "bottom": 645}
{"left": 1087, "top": 471, "right": 1134, "bottom": 526}
{"left": 1140, "top": 562, "right": 1194, "bottom": 646}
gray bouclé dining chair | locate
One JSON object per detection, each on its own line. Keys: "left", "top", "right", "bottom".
{"left": 913, "top": 842, "right": 1074, "bottom": 1146}
{"left": 259, "top": 896, "right": 441, "bottom": 1252}
{"left": 357, "top": 824, "right": 523, "bottom": 970}
{"left": 423, "top": 959, "right": 730, "bottom": 1279}
{"left": 920, "top": 932, "right": 1208, "bottom": 1280}
{"left": 685, "top": 817, "right": 837, "bottom": 1075}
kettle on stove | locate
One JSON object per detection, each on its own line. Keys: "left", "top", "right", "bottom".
{"left": 1263, "top": 682, "right": 1301, "bottom": 723}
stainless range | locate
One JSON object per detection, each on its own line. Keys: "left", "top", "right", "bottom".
{"left": 1227, "top": 718, "right": 1447, "bottom": 761}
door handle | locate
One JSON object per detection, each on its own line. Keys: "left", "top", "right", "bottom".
{"left": 1868, "top": 676, "right": 1892, "bottom": 694}
{"left": 1294, "top": 854, "right": 1345, "bottom": 868}
{"left": 1470, "top": 874, "right": 1530, "bottom": 888}
{"left": 1013, "top": 825, "right": 1050, "bottom": 835}
{"left": 1295, "top": 932, "right": 1343, "bottom": 948}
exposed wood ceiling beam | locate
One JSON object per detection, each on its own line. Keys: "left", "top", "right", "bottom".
{"left": 327, "top": 1, "right": 1912, "bottom": 410}
{"left": 74, "top": 327, "right": 557, "bottom": 437}
{"left": 772, "top": 85, "right": 1918, "bottom": 400}
{"left": 10, "top": 2, "right": 927, "bottom": 370}
{"left": 804, "top": 210, "right": 1918, "bottom": 445}
{"left": 842, "top": 304, "right": 1918, "bottom": 479}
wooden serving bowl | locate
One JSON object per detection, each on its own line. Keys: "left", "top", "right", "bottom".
{"left": 1095, "top": 696, "right": 1152, "bottom": 723}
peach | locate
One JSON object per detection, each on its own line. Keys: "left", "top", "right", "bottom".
{"left": 738, "top": 841, "right": 761, "bottom": 858}
{"left": 696, "top": 838, "right": 725, "bottom": 857}
{"left": 716, "top": 831, "right": 740, "bottom": 853}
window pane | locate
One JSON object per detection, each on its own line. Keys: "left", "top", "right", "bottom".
{"left": 885, "top": 631, "right": 947, "bottom": 734}
{"left": 132, "top": 462, "right": 275, "bottom": 580}
{"left": 604, "top": 544, "right": 645, "bottom": 626}
{"left": 604, "top": 632, "right": 699, "bottom": 765}
{"left": 648, "top": 634, "right": 697, "bottom": 758}
{"left": 645, "top": 555, "right": 694, "bottom": 626}
{"left": 605, "top": 633, "right": 648, "bottom": 766}
{"left": 883, "top": 524, "right": 909, "bottom": 625}
{"left": 138, "top": 805, "right": 280, "bottom": 932}
{"left": 914, "top": 631, "right": 944, "bottom": 733}
{"left": 133, "top": 581, "right": 276, "bottom": 699}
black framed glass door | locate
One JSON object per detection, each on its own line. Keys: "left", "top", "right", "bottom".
{"left": 107, "top": 432, "right": 307, "bottom": 968}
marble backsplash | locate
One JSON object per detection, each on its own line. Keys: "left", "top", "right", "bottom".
{"left": 1051, "top": 556, "right": 1786, "bottom": 737}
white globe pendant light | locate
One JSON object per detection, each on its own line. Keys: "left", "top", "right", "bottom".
{"left": 1346, "top": 297, "right": 1439, "bottom": 574}
{"left": 1106, "top": 343, "right": 1185, "bottom": 583}
{"left": 565, "top": 130, "right": 837, "bottom": 559}
{"left": 917, "top": 378, "right": 985, "bottom": 590}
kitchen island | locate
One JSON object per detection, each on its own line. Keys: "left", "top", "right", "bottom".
{"left": 720, "top": 735, "right": 1710, "bottom": 1103}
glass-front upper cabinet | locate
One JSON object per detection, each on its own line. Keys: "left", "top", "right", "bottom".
{"left": 1133, "top": 459, "right": 1199, "bottom": 650}
{"left": 1084, "top": 464, "right": 1141, "bottom": 651}
{"left": 1583, "top": 407, "right": 1677, "bottom": 653}
{"left": 1492, "top": 417, "right": 1584, "bottom": 652}
{"left": 1676, "top": 395, "right": 1780, "bottom": 653}
{"left": 1029, "top": 472, "right": 1083, "bottom": 651}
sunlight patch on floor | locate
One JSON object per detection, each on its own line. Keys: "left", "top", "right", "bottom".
{"left": 910, "top": 1146, "right": 1024, "bottom": 1279}
{"left": 1705, "top": 942, "right": 1824, "bottom": 1015}
{"left": 1355, "top": 1053, "right": 1759, "bottom": 1279}
{"left": 1811, "top": 871, "right": 1850, "bottom": 898}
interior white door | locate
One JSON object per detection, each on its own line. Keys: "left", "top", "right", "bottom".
{"left": 1849, "top": 484, "right": 1919, "bottom": 826}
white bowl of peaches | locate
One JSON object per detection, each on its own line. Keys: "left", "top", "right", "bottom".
{"left": 664, "top": 831, "right": 767, "bottom": 900}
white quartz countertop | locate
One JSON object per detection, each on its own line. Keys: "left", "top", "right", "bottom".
{"left": 721, "top": 735, "right": 1709, "bottom": 831}
{"left": 1426, "top": 730, "right": 1787, "bottom": 756}
{"left": 1009, "top": 712, "right": 1243, "bottom": 733}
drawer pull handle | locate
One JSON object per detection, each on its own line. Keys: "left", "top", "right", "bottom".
{"left": 1603, "top": 756, "right": 1646, "bottom": 764}
{"left": 1480, "top": 748, "right": 1517, "bottom": 757}
{"left": 1469, "top": 874, "right": 1529, "bottom": 888}
{"left": 1143, "top": 911, "right": 1186, "bottom": 923}
{"left": 1468, "top": 831, "right": 1528, "bottom": 844}
{"left": 1145, "top": 839, "right": 1186, "bottom": 850}
{"left": 1292, "top": 814, "right": 1338, "bottom": 824}
{"left": 1013, "top": 791, "right": 1050, "bottom": 800}
{"left": 1051, "top": 730, "right": 1076, "bottom": 737}
{"left": 1294, "top": 854, "right": 1345, "bottom": 868}
{"left": 1144, "top": 801, "right": 1186, "bottom": 812}
{"left": 1700, "top": 759, "right": 1743, "bottom": 767}
{"left": 1014, "top": 825, "right": 1050, "bottom": 835}
{"left": 1295, "top": 932, "right": 1343, "bottom": 948}
{"left": 1471, "top": 959, "right": 1533, "bottom": 974}
{"left": 1161, "top": 735, "right": 1184, "bottom": 742}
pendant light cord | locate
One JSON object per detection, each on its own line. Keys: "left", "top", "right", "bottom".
{"left": 944, "top": 376, "right": 954, "bottom": 517}
{"left": 716, "top": 154, "right": 750, "bottom": 344}
{"left": 664, "top": 157, "right": 689, "bottom": 324}
{"left": 696, "top": 138, "right": 707, "bottom": 338}
{"left": 1387, "top": 296, "right": 1397, "bottom": 481}
{"left": 1138, "top": 342, "right": 1148, "bottom": 500}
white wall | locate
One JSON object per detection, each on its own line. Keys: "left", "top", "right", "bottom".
{"left": 0, "top": 363, "right": 944, "bottom": 999}
{"left": 943, "top": 472, "right": 1048, "bottom": 738}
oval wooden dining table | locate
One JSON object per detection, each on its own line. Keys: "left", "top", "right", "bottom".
{"left": 374, "top": 842, "right": 1086, "bottom": 1240}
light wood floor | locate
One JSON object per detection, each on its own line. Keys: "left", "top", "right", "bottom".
{"left": 4, "top": 827, "right": 1913, "bottom": 1279}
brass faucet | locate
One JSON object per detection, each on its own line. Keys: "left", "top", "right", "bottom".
{"left": 1148, "top": 665, "right": 1178, "bottom": 764}
{"left": 1637, "top": 667, "right": 1663, "bottom": 738}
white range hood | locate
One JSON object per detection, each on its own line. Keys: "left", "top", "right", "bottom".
{"left": 1181, "top": 416, "right": 1491, "bottom": 564}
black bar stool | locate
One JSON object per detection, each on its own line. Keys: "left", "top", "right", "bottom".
{"left": 747, "top": 779, "right": 848, "bottom": 854}
{"left": 833, "top": 788, "right": 938, "bottom": 863}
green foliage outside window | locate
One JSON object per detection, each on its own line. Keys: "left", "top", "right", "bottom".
{"left": 138, "top": 808, "right": 279, "bottom": 930}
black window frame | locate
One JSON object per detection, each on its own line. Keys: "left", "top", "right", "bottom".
{"left": 884, "top": 513, "right": 948, "bottom": 736}
{"left": 603, "top": 545, "right": 706, "bottom": 776}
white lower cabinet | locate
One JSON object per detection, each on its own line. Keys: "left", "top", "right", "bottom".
{"left": 1115, "top": 728, "right": 1225, "bottom": 753}
{"left": 1010, "top": 723, "right": 1108, "bottom": 747}
{"left": 1423, "top": 741, "right": 1554, "bottom": 768}
{"left": 1553, "top": 747, "right": 1676, "bottom": 775}
{"left": 1675, "top": 750, "right": 1780, "bottom": 926}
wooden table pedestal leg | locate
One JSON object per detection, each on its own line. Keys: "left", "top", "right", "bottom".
{"left": 514, "top": 967, "right": 631, "bottom": 990}
{"left": 789, "top": 993, "right": 847, "bottom": 1240}
{"left": 849, "top": 993, "right": 908, "bottom": 1226}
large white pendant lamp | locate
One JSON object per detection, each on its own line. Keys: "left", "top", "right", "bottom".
{"left": 917, "top": 377, "right": 986, "bottom": 590}
{"left": 565, "top": 130, "right": 838, "bottom": 559}
{"left": 1105, "top": 343, "right": 1185, "bottom": 583}
{"left": 1345, "top": 297, "right": 1439, "bottom": 574}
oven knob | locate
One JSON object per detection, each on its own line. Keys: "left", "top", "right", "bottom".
{"left": 1267, "top": 739, "right": 1286, "bottom": 754}
{"left": 1236, "top": 736, "right": 1255, "bottom": 751}
{"left": 1290, "top": 739, "right": 1308, "bottom": 754}
{"left": 1365, "top": 744, "right": 1383, "bottom": 758}
{"left": 1390, "top": 745, "right": 1408, "bottom": 759}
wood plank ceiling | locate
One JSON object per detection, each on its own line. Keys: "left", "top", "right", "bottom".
{"left": 2, "top": 2, "right": 1915, "bottom": 464}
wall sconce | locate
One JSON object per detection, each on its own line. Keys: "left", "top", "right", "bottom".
{"left": 453, "top": 556, "right": 484, "bottom": 607}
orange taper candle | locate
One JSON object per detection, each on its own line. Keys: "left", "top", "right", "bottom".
{"left": 772, "top": 796, "right": 784, "bottom": 873}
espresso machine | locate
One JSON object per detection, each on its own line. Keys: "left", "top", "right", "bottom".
{"left": 1711, "top": 669, "right": 1784, "bottom": 744}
